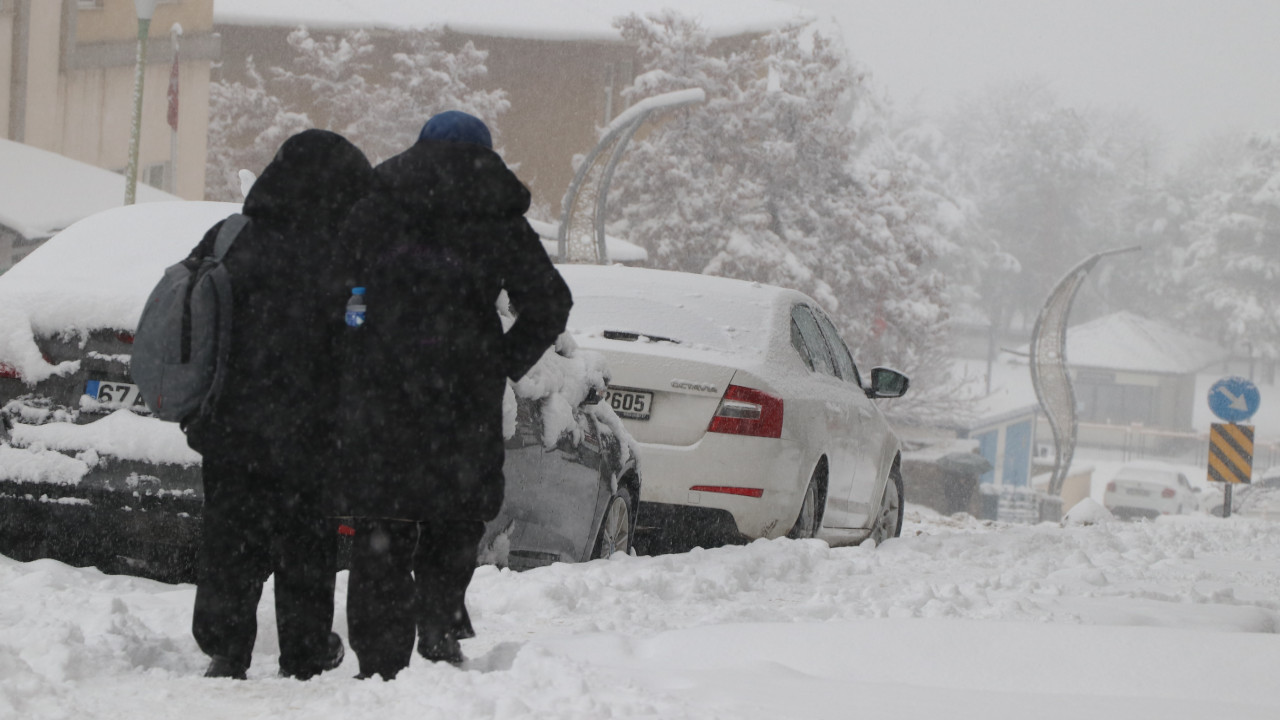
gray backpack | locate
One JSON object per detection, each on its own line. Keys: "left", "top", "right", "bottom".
{"left": 132, "top": 214, "right": 249, "bottom": 424}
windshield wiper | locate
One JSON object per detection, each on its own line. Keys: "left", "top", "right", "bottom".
{"left": 602, "top": 330, "right": 681, "bottom": 344}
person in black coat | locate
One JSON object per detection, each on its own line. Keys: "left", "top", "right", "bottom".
{"left": 187, "top": 129, "right": 374, "bottom": 680}
{"left": 333, "top": 111, "right": 572, "bottom": 680}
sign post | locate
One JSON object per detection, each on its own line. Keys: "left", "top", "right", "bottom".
{"left": 1206, "top": 377, "right": 1261, "bottom": 518}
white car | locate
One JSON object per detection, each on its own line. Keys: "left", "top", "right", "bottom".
{"left": 1102, "top": 463, "right": 1200, "bottom": 519}
{"left": 559, "top": 264, "right": 909, "bottom": 550}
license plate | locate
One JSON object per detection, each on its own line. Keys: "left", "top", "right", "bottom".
{"left": 86, "top": 380, "right": 149, "bottom": 410}
{"left": 1125, "top": 488, "right": 1149, "bottom": 496}
{"left": 605, "top": 387, "right": 653, "bottom": 420}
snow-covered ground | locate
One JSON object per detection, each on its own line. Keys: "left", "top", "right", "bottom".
{"left": 4, "top": 459, "right": 1280, "bottom": 720}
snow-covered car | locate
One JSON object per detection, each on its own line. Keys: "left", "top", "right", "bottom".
{"left": 559, "top": 264, "right": 909, "bottom": 551}
{"left": 0, "top": 202, "right": 640, "bottom": 581}
{"left": 1, "top": 137, "right": 180, "bottom": 274}
{"left": 1102, "top": 463, "right": 1200, "bottom": 519}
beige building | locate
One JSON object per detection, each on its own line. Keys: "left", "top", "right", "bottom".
{"left": 212, "top": 1, "right": 802, "bottom": 213}
{"left": 2, "top": 0, "right": 218, "bottom": 200}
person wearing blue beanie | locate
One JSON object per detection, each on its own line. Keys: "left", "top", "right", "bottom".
{"left": 333, "top": 107, "right": 571, "bottom": 679}
{"left": 417, "top": 110, "right": 493, "bottom": 149}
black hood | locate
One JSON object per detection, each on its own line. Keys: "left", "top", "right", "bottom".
{"left": 372, "top": 139, "right": 531, "bottom": 221}
{"left": 243, "top": 129, "right": 373, "bottom": 235}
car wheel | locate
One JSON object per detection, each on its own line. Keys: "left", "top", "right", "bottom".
{"left": 591, "top": 490, "right": 633, "bottom": 560}
{"left": 787, "top": 471, "right": 824, "bottom": 539}
{"left": 869, "top": 464, "right": 904, "bottom": 545}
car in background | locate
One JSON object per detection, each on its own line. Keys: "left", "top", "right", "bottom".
{"left": 1102, "top": 463, "right": 1200, "bottom": 519}
{"left": 0, "top": 202, "right": 639, "bottom": 581}
{"left": 558, "top": 264, "right": 909, "bottom": 552}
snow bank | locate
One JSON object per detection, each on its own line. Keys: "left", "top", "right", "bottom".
{"left": 4, "top": 508, "right": 1280, "bottom": 718}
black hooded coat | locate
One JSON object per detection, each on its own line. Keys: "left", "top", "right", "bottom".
{"left": 186, "top": 130, "right": 373, "bottom": 470}
{"left": 185, "top": 129, "right": 373, "bottom": 677}
{"left": 332, "top": 139, "right": 572, "bottom": 523}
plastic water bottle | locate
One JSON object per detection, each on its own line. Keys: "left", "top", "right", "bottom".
{"left": 345, "top": 287, "right": 367, "bottom": 328}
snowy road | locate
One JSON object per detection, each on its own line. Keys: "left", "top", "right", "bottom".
{"left": 3, "top": 506, "right": 1280, "bottom": 719}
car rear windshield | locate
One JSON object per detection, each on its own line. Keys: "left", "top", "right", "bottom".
{"left": 1114, "top": 468, "right": 1178, "bottom": 485}
{"left": 568, "top": 294, "right": 770, "bottom": 356}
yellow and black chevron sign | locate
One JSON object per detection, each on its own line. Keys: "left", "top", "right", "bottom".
{"left": 1208, "top": 422, "right": 1254, "bottom": 484}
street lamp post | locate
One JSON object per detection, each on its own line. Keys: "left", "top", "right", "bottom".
{"left": 124, "top": 0, "right": 160, "bottom": 205}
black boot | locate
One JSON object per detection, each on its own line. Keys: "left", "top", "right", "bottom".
{"left": 418, "top": 627, "right": 463, "bottom": 666}
{"left": 280, "top": 632, "right": 345, "bottom": 680}
{"left": 204, "top": 655, "right": 248, "bottom": 680}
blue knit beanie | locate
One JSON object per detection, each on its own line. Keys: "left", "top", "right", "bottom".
{"left": 418, "top": 111, "right": 493, "bottom": 149}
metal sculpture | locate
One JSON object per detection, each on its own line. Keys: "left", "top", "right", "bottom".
{"left": 1031, "top": 247, "right": 1140, "bottom": 496}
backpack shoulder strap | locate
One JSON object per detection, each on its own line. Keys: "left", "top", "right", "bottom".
{"left": 212, "top": 213, "right": 250, "bottom": 261}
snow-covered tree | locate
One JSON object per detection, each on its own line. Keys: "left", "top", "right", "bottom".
{"left": 1178, "top": 132, "right": 1280, "bottom": 369}
{"left": 204, "top": 58, "right": 309, "bottom": 201}
{"left": 205, "top": 27, "right": 509, "bottom": 200}
{"left": 607, "top": 12, "right": 960, "bottom": 422}
{"left": 944, "top": 81, "right": 1120, "bottom": 336}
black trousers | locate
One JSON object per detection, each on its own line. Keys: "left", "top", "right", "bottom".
{"left": 346, "top": 517, "right": 484, "bottom": 678}
{"left": 192, "top": 455, "right": 338, "bottom": 677}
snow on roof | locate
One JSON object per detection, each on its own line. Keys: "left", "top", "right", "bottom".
{"left": 1060, "top": 311, "right": 1228, "bottom": 375}
{"left": 0, "top": 139, "right": 181, "bottom": 241}
{"left": 214, "top": 0, "right": 811, "bottom": 40}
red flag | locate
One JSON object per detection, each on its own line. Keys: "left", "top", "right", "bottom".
{"left": 166, "top": 51, "right": 180, "bottom": 131}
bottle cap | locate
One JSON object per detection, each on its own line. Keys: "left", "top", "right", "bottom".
{"left": 352, "top": 287, "right": 366, "bottom": 295}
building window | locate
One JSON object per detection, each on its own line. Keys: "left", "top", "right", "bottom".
{"left": 1076, "top": 380, "right": 1156, "bottom": 426}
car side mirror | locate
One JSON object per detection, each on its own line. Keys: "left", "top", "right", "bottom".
{"left": 581, "top": 386, "right": 603, "bottom": 406}
{"left": 865, "top": 367, "right": 909, "bottom": 399}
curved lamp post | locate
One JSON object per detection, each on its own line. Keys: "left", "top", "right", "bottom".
{"left": 124, "top": 0, "right": 159, "bottom": 205}
{"left": 557, "top": 88, "right": 705, "bottom": 264}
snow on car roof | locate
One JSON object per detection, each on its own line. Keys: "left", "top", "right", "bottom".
{"left": 1113, "top": 462, "right": 1186, "bottom": 485}
{"left": 0, "top": 139, "right": 181, "bottom": 241}
{"left": 525, "top": 219, "right": 647, "bottom": 264}
{"left": 0, "top": 201, "right": 239, "bottom": 382}
{"left": 558, "top": 263, "right": 796, "bottom": 359}
{"left": 214, "top": 0, "right": 810, "bottom": 40}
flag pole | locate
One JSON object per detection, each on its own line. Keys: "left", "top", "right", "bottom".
{"left": 167, "top": 23, "right": 182, "bottom": 194}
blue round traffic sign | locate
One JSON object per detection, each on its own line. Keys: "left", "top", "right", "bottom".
{"left": 1208, "top": 376, "right": 1261, "bottom": 423}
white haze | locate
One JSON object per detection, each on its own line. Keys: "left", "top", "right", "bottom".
{"left": 797, "top": 0, "right": 1280, "bottom": 162}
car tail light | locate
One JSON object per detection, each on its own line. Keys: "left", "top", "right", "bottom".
{"left": 1161, "top": 488, "right": 1176, "bottom": 499}
{"left": 116, "top": 331, "right": 135, "bottom": 344}
{"left": 0, "top": 361, "right": 18, "bottom": 379}
{"left": 689, "top": 485, "right": 764, "bottom": 498}
{"left": 1106, "top": 482, "right": 1116, "bottom": 493}
{"left": 708, "top": 385, "right": 783, "bottom": 438}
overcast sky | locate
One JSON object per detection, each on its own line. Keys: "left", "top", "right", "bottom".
{"left": 791, "top": 0, "right": 1280, "bottom": 161}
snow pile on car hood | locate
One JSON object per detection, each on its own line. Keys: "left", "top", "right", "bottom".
{"left": 9, "top": 409, "right": 200, "bottom": 468}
